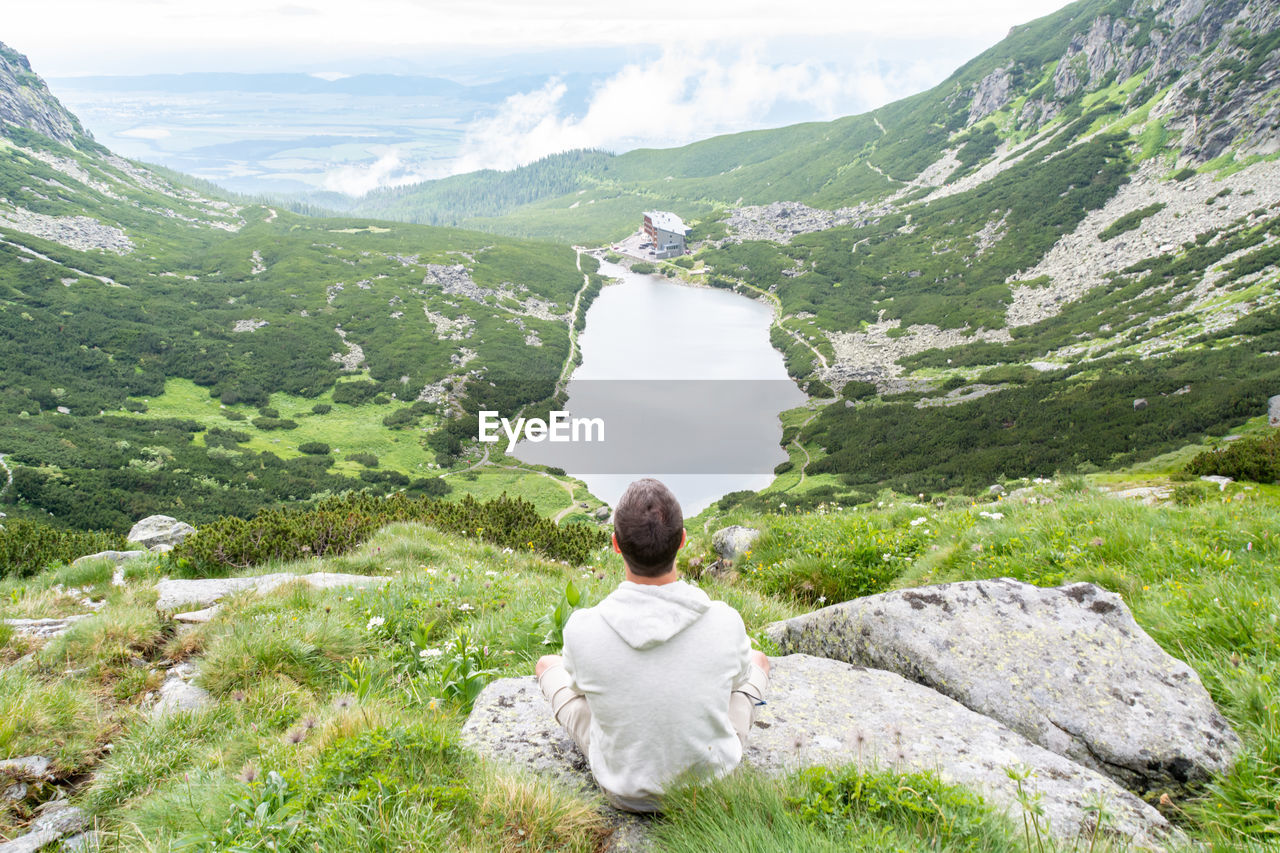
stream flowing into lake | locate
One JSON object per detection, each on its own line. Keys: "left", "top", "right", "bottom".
{"left": 514, "top": 260, "right": 805, "bottom": 515}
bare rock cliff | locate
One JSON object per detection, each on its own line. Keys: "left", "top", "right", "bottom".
{"left": 0, "top": 41, "right": 89, "bottom": 146}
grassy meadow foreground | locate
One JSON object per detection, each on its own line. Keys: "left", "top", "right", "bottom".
{"left": 1, "top": 475, "right": 1277, "bottom": 851}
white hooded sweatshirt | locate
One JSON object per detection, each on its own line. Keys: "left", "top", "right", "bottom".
{"left": 562, "top": 579, "right": 753, "bottom": 811}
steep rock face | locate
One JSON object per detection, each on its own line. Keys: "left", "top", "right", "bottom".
{"left": 968, "top": 65, "right": 1014, "bottom": 123}
{"left": 0, "top": 42, "right": 88, "bottom": 146}
{"left": 978, "top": 0, "right": 1280, "bottom": 162}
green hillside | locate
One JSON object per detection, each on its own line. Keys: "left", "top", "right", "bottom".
{"left": 0, "top": 46, "right": 606, "bottom": 533}
{"left": 342, "top": 0, "right": 1280, "bottom": 513}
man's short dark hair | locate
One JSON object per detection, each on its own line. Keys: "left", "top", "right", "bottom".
{"left": 613, "top": 478, "right": 684, "bottom": 576}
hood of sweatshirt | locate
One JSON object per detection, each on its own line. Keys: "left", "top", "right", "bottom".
{"left": 595, "top": 580, "right": 712, "bottom": 650}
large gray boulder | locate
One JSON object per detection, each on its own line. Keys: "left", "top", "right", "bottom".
{"left": 463, "top": 655, "right": 1173, "bottom": 850}
{"left": 154, "top": 571, "right": 390, "bottom": 611}
{"left": 1270, "top": 393, "right": 1280, "bottom": 427}
{"left": 127, "top": 515, "right": 195, "bottom": 549}
{"left": 710, "top": 525, "right": 760, "bottom": 562}
{"left": 765, "top": 579, "right": 1240, "bottom": 794}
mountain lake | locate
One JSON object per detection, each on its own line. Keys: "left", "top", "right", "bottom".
{"left": 514, "top": 260, "right": 806, "bottom": 515}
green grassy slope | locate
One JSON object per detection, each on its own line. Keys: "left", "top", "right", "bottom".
{"left": 1, "top": 479, "right": 1275, "bottom": 849}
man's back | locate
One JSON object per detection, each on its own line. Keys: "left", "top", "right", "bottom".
{"left": 563, "top": 579, "right": 752, "bottom": 811}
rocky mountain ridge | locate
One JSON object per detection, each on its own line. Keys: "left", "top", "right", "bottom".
{"left": 0, "top": 42, "right": 89, "bottom": 147}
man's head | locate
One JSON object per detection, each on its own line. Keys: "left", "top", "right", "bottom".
{"left": 612, "top": 478, "right": 685, "bottom": 577}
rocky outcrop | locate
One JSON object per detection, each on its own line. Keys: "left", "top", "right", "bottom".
{"left": 127, "top": 515, "right": 194, "bottom": 549}
{"left": 823, "top": 317, "right": 1011, "bottom": 386}
{"left": 0, "top": 207, "right": 133, "bottom": 255}
{"left": 424, "top": 264, "right": 561, "bottom": 321}
{"left": 1005, "top": 157, "right": 1280, "bottom": 329}
{"left": 0, "top": 42, "right": 89, "bottom": 146}
{"left": 710, "top": 525, "right": 760, "bottom": 562}
{"left": 463, "top": 655, "right": 1174, "bottom": 849}
{"left": 969, "top": 66, "right": 1013, "bottom": 124}
{"left": 765, "top": 579, "right": 1240, "bottom": 795}
{"left": 154, "top": 572, "right": 390, "bottom": 611}
{"left": 0, "top": 801, "right": 89, "bottom": 853}
{"left": 721, "top": 201, "right": 892, "bottom": 245}
{"left": 3, "top": 616, "right": 90, "bottom": 639}
{"left": 1270, "top": 393, "right": 1280, "bottom": 427}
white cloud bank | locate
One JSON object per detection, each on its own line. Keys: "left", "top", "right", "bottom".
{"left": 451, "top": 49, "right": 946, "bottom": 174}
{"left": 321, "top": 149, "right": 428, "bottom": 196}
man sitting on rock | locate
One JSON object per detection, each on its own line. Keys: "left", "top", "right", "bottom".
{"left": 535, "top": 477, "right": 771, "bottom": 812}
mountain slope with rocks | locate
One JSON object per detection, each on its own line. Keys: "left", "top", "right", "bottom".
{"left": 0, "top": 41, "right": 602, "bottom": 534}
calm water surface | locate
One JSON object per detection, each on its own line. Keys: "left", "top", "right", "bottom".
{"left": 515, "top": 261, "right": 805, "bottom": 515}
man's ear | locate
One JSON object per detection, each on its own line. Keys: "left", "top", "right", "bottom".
{"left": 612, "top": 532, "right": 622, "bottom": 554}
{"left": 679, "top": 529, "right": 687, "bottom": 550}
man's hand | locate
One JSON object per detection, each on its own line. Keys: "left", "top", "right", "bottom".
{"left": 750, "top": 649, "right": 771, "bottom": 674}
{"left": 535, "top": 654, "right": 563, "bottom": 678}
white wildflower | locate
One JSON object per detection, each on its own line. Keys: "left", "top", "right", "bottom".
{"left": 366, "top": 616, "right": 385, "bottom": 630}
{"left": 458, "top": 602, "right": 474, "bottom": 612}
{"left": 418, "top": 648, "right": 444, "bottom": 660}
{"left": 910, "top": 516, "right": 927, "bottom": 527}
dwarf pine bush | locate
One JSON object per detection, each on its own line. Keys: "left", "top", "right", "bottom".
{"left": 172, "top": 492, "right": 608, "bottom": 575}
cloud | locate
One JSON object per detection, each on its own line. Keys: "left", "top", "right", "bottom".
{"left": 321, "top": 149, "right": 426, "bottom": 196}
{"left": 451, "top": 48, "right": 944, "bottom": 173}
{"left": 120, "top": 126, "right": 171, "bottom": 140}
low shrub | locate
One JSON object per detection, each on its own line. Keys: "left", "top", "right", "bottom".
{"left": 298, "top": 442, "right": 331, "bottom": 456}
{"left": 252, "top": 417, "right": 299, "bottom": 431}
{"left": 0, "top": 519, "right": 127, "bottom": 579}
{"left": 347, "top": 452, "right": 379, "bottom": 468}
{"left": 382, "top": 408, "right": 420, "bottom": 429}
{"left": 332, "top": 381, "right": 379, "bottom": 406}
{"left": 171, "top": 492, "right": 609, "bottom": 575}
{"left": 1185, "top": 431, "right": 1280, "bottom": 483}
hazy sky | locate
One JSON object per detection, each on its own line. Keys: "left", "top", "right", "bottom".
{"left": 8, "top": 0, "right": 1075, "bottom": 191}
{"left": 9, "top": 0, "right": 1071, "bottom": 77}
